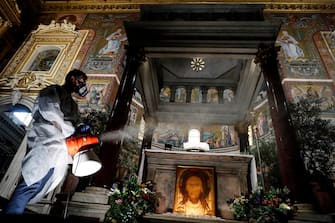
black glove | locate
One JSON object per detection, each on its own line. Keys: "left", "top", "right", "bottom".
{"left": 75, "top": 123, "right": 91, "bottom": 135}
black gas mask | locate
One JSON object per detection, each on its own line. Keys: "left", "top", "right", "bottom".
{"left": 74, "top": 78, "right": 88, "bottom": 97}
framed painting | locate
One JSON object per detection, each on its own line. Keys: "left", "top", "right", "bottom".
{"left": 0, "top": 20, "right": 88, "bottom": 94}
{"left": 76, "top": 74, "right": 117, "bottom": 112}
{"left": 173, "top": 165, "right": 215, "bottom": 216}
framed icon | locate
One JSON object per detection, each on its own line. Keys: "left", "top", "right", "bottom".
{"left": 173, "top": 165, "right": 215, "bottom": 216}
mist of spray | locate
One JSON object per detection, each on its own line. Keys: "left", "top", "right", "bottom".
{"left": 99, "top": 125, "right": 138, "bottom": 143}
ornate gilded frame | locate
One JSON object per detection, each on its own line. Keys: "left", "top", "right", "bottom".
{"left": 0, "top": 20, "right": 89, "bottom": 95}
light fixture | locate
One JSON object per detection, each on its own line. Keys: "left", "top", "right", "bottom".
{"left": 190, "top": 58, "right": 205, "bottom": 72}
{"left": 72, "top": 149, "right": 102, "bottom": 177}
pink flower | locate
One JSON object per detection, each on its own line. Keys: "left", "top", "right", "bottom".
{"left": 115, "top": 199, "right": 123, "bottom": 205}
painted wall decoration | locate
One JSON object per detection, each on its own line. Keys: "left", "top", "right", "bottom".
{"left": 255, "top": 110, "right": 272, "bottom": 137}
{"left": 133, "top": 90, "right": 143, "bottom": 104}
{"left": 152, "top": 123, "right": 239, "bottom": 149}
{"left": 285, "top": 81, "right": 335, "bottom": 112}
{"left": 207, "top": 88, "right": 219, "bottom": 103}
{"left": 128, "top": 104, "right": 138, "bottom": 125}
{"left": 314, "top": 31, "right": 335, "bottom": 80}
{"left": 160, "top": 87, "right": 171, "bottom": 102}
{"left": 28, "top": 49, "right": 60, "bottom": 71}
{"left": 152, "top": 123, "right": 187, "bottom": 148}
{"left": 202, "top": 125, "right": 238, "bottom": 149}
{"left": 251, "top": 101, "right": 274, "bottom": 145}
{"left": 76, "top": 74, "right": 117, "bottom": 112}
{"left": 264, "top": 13, "right": 335, "bottom": 117}
{"left": 191, "top": 87, "right": 202, "bottom": 103}
{"left": 175, "top": 87, "right": 186, "bottom": 103}
{"left": 97, "top": 28, "right": 127, "bottom": 57}
{"left": 267, "top": 14, "right": 329, "bottom": 79}
{"left": 223, "top": 89, "right": 235, "bottom": 103}
{"left": 276, "top": 30, "right": 305, "bottom": 62}
{"left": 79, "top": 13, "right": 139, "bottom": 74}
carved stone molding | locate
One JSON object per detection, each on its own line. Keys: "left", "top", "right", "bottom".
{"left": 0, "top": 20, "right": 88, "bottom": 94}
{"left": 40, "top": 1, "right": 335, "bottom": 14}
{"left": 0, "top": 0, "right": 21, "bottom": 27}
{"left": 0, "top": 16, "right": 10, "bottom": 38}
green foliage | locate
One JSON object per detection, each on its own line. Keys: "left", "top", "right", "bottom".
{"left": 104, "top": 175, "right": 158, "bottom": 223}
{"left": 250, "top": 140, "right": 282, "bottom": 189}
{"left": 80, "top": 110, "right": 109, "bottom": 135}
{"left": 288, "top": 100, "right": 335, "bottom": 181}
{"left": 227, "top": 187, "right": 296, "bottom": 222}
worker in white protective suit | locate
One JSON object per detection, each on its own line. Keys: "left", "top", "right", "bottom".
{"left": 2, "top": 69, "right": 89, "bottom": 215}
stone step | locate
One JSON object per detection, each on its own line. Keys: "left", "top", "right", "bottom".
{"left": 294, "top": 203, "right": 315, "bottom": 213}
{"left": 82, "top": 186, "right": 111, "bottom": 195}
{"left": 290, "top": 212, "right": 334, "bottom": 223}
{"left": 71, "top": 192, "right": 109, "bottom": 204}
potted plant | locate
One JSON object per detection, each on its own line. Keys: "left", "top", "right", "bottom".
{"left": 288, "top": 100, "right": 335, "bottom": 213}
{"left": 227, "top": 186, "right": 296, "bottom": 222}
{"left": 104, "top": 175, "right": 158, "bottom": 223}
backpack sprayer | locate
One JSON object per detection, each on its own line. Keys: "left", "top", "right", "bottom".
{"left": 66, "top": 130, "right": 102, "bottom": 177}
{"left": 66, "top": 135, "right": 100, "bottom": 156}
{"left": 65, "top": 124, "right": 130, "bottom": 177}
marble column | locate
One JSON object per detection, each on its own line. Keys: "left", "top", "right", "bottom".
{"left": 185, "top": 86, "right": 192, "bottom": 103}
{"left": 255, "top": 45, "right": 311, "bottom": 202}
{"left": 141, "top": 116, "right": 157, "bottom": 150}
{"left": 170, "top": 86, "right": 176, "bottom": 102}
{"left": 93, "top": 46, "right": 145, "bottom": 188}
{"left": 236, "top": 122, "right": 249, "bottom": 153}
{"left": 201, "top": 86, "right": 208, "bottom": 103}
{"left": 138, "top": 117, "right": 157, "bottom": 182}
{"left": 217, "top": 87, "right": 224, "bottom": 104}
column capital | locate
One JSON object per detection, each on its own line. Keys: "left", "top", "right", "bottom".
{"left": 254, "top": 45, "right": 281, "bottom": 66}
{"left": 235, "top": 121, "right": 249, "bottom": 134}
{"left": 125, "top": 45, "right": 146, "bottom": 64}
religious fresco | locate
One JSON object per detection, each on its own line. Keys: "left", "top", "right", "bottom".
{"left": 159, "top": 87, "right": 228, "bottom": 104}
{"left": 51, "top": 13, "right": 142, "bottom": 116}
{"left": 79, "top": 13, "right": 139, "bottom": 74}
{"left": 284, "top": 82, "right": 335, "bottom": 112}
{"left": 207, "top": 88, "right": 219, "bottom": 103}
{"left": 160, "top": 87, "right": 171, "bottom": 102}
{"left": 152, "top": 123, "right": 187, "bottom": 148}
{"left": 73, "top": 29, "right": 96, "bottom": 70}
{"left": 266, "top": 14, "right": 329, "bottom": 79}
{"left": 28, "top": 49, "right": 60, "bottom": 71}
{"left": 254, "top": 109, "right": 272, "bottom": 138}
{"left": 128, "top": 104, "right": 138, "bottom": 125}
{"left": 152, "top": 123, "right": 239, "bottom": 149}
{"left": 76, "top": 74, "right": 117, "bottom": 113}
{"left": 175, "top": 87, "right": 186, "bottom": 103}
{"left": 223, "top": 89, "right": 235, "bottom": 103}
{"left": 264, "top": 13, "right": 335, "bottom": 117}
{"left": 31, "top": 12, "right": 335, "bottom": 146}
{"left": 191, "top": 87, "right": 201, "bottom": 103}
{"left": 202, "top": 125, "right": 238, "bottom": 149}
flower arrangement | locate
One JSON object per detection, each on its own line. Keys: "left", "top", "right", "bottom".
{"left": 227, "top": 187, "right": 297, "bottom": 223}
{"left": 104, "top": 175, "right": 158, "bottom": 223}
